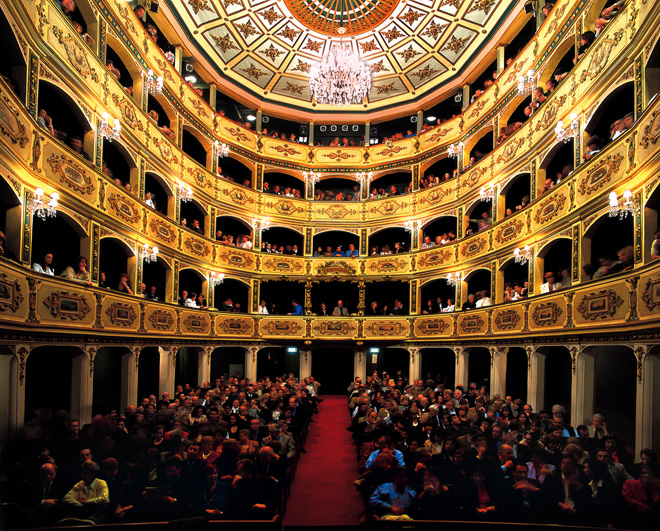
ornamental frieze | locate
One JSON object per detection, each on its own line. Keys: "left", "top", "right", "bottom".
{"left": 43, "top": 291, "right": 92, "bottom": 321}
{"left": 147, "top": 309, "right": 175, "bottom": 330}
{"left": 320, "top": 150, "right": 356, "bottom": 161}
{"left": 262, "top": 257, "right": 304, "bottom": 273}
{"left": 494, "top": 218, "right": 524, "bottom": 245}
{"left": 374, "top": 144, "right": 407, "bottom": 157}
{"left": 216, "top": 317, "right": 253, "bottom": 335}
{"left": 187, "top": 167, "right": 213, "bottom": 189}
{"left": 641, "top": 277, "right": 660, "bottom": 311}
{"left": 364, "top": 320, "right": 408, "bottom": 336}
{"left": 576, "top": 289, "right": 624, "bottom": 321}
{"left": 493, "top": 308, "right": 522, "bottom": 330}
{"left": 533, "top": 193, "right": 567, "bottom": 225}
{"left": 417, "top": 248, "right": 453, "bottom": 268}
{"left": 367, "top": 258, "right": 408, "bottom": 273}
{"left": 261, "top": 319, "right": 304, "bottom": 336}
{"left": 312, "top": 320, "right": 357, "bottom": 336}
{"left": 0, "top": 92, "right": 29, "bottom": 148}
{"left": 151, "top": 137, "right": 179, "bottom": 164}
{"left": 149, "top": 218, "right": 178, "bottom": 244}
{"left": 530, "top": 301, "right": 563, "bottom": 326}
{"left": 183, "top": 237, "right": 211, "bottom": 258}
{"left": 579, "top": 29, "right": 624, "bottom": 83}
{"left": 460, "top": 236, "right": 487, "bottom": 258}
{"left": 224, "top": 126, "right": 250, "bottom": 142}
{"left": 217, "top": 248, "right": 254, "bottom": 268}
{"left": 182, "top": 313, "right": 209, "bottom": 333}
{"left": 268, "top": 143, "right": 302, "bottom": 156}
{"left": 111, "top": 94, "right": 144, "bottom": 131}
{"left": 496, "top": 137, "right": 525, "bottom": 164}
{"left": 369, "top": 200, "right": 408, "bottom": 216}
{"left": 51, "top": 26, "right": 100, "bottom": 83}
{"left": 315, "top": 260, "right": 357, "bottom": 276}
{"left": 107, "top": 193, "right": 142, "bottom": 224}
{"left": 222, "top": 187, "right": 255, "bottom": 205}
{"left": 415, "top": 317, "right": 450, "bottom": 335}
{"left": 460, "top": 166, "right": 488, "bottom": 189}
{"left": 105, "top": 301, "right": 138, "bottom": 326}
{"left": 534, "top": 95, "right": 567, "bottom": 132}
{"left": 423, "top": 127, "right": 452, "bottom": 142}
{"left": 419, "top": 187, "right": 452, "bottom": 206}
{"left": 315, "top": 204, "right": 358, "bottom": 218}
{"left": 0, "top": 273, "right": 24, "bottom": 313}
{"left": 458, "top": 314, "right": 486, "bottom": 334}
{"left": 46, "top": 153, "right": 95, "bottom": 195}
{"left": 264, "top": 199, "right": 305, "bottom": 215}
{"left": 577, "top": 154, "right": 623, "bottom": 195}
{"left": 639, "top": 110, "right": 660, "bottom": 149}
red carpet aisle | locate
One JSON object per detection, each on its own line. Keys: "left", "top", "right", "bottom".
{"left": 283, "top": 395, "right": 364, "bottom": 527}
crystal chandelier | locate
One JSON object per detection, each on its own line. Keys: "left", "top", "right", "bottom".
{"left": 309, "top": 27, "right": 371, "bottom": 107}
{"left": 252, "top": 218, "right": 271, "bottom": 233}
{"left": 514, "top": 245, "right": 532, "bottom": 265}
{"left": 28, "top": 188, "right": 59, "bottom": 220}
{"left": 355, "top": 171, "right": 374, "bottom": 186}
{"left": 404, "top": 220, "right": 416, "bottom": 233}
{"left": 178, "top": 182, "right": 193, "bottom": 202}
{"left": 143, "top": 68, "right": 163, "bottom": 95}
{"left": 100, "top": 112, "right": 121, "bottom": 142}
{"left": 215, "top": 139, "right": 229, "bottom": 158}
{"left": 447, "top": 141, "right": 464, "bottom": 159}
{"left": 139, "top": 243, "right": 159, "bottom": 263}
{"left": 609, "top": 190, "right": 639, "bottom": 220}
{"left": 446, "top": 273, "right": 461, "bottom": 287}
{"left": 517, "top": 70, "right": 536, "bottom": 97}
{"left": 303, "top": 171, "right": 321, "bottom": 186}
{"left": 210, "top": 271, "right": 225, "bottom": 287}
{"left": 480, "top": 182, "right": 495, "bottom": 202}
{"left": 555, "top": 113, "right": 580, "bottom": 143}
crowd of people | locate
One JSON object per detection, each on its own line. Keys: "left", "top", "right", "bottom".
{"left": 348, "top": 371, "right": 660, "bottom": 527}
{"left": 5, "top": 374, "right": 320, "bottom": 526}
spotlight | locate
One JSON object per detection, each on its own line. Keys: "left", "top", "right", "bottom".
{"left": 246, "top": 114, "right": 256, "bottom": 121}
{"left": 454, "top": 93, "right": 462, "bottom": 103}
{"left": 426, "top": 115, "right": 436, "bottom": 122}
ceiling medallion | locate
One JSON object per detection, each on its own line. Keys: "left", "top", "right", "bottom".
{"left": 283, "top": 0, "right": 400, "bottom": 36}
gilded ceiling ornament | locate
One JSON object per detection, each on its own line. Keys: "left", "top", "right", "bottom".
{"left": 259, "top": 7, "right": 285, "bottom": 25}
{"left": 283, "top": 82, "right": 305, "bottom": 95}
{"left": 188, "top": 0, "right": 212, "bottom": 15}
{"left": 260, "top": 44, "right": 285, "bottom": 62}
{"left": 396, "top": 45, "right": 421, "bottom": 63}
{"left": 370, "top": 60, "right": 389, "bottom": 73}
{"left": 468, "top": 0, "right": 496, "bottom": 15}
{"left": 278, "top": 26, "right": 301, "bottom": 42}
{"left": 235, "top": 20, "right": 261, "bottom": 39}
{"left": 291, "top": 59, "right": 311, "bottom": 73}
{"left": 381, "top": 26, "right": 404, "bottom": 43}
{"left": 241, "top": 63, "right": 269, "bottom": 80}
{"left": 422, "top": 21, "right": 447, "bottom": 41}
{"left": 411, "top": 64, "right": 439, "bottom": 81}
{"left": 211, "top": 34, "right": 239, "bottom": 53}
{"left": 224, "top": 0, "right": 241, "bottom": 6}
{"left": 399, "top": 8, "right": 423, "bottom": 26}
{"left": 376, "top": 82, "right": 397, "bottom": 95}
{"left": 302, "top": 39, "right": 324, "bottom": 53}
{"left": 359, "top": 40, "right": 379, "bottom": 53}
{"left": 440, "top": 0, "right": 461, "bottom": 8}
{"left": 443, "top": 35, "right": 470, "bottom": 54}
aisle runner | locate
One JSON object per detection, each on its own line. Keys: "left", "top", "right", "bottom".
{"left": 282, "top": 395, "right": 363, "bottom": 527}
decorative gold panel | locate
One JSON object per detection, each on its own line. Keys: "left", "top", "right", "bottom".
{"left": 530, "top": 301, "right": 563, "bottom": 327}
{"left": 458, "top": 313, "right": 486, "bottom": 334}
{"left": 364, "top": 320, "right": 408, "bottom": 337}
{"left": 0, "top": 273, "right": 24, "bottom": 313}
{"left": 105, "top": 301, "right": 138, "bottom": 327}
{"left": 42, "top": 291, "right": 92, "bottom": 321}
{"left": 576, "top": 289, "right": 625, "bottom": 321}
{"left": 311, "top": 320, "right": 357, "bottom": 337}
{"left": 493, "top": 308, "right": 523, "bottom": 331}
{"left": 147, "top": 308, "right": 176, "bottom": 331}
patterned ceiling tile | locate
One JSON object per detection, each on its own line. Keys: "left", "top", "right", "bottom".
{"left": 257, "top": 5, "right": 286, "bottom": 27}
{"left": 271, "top": 76, "right": 311, "bottom": 100}
{"left": 232, "top": 16, "right": 264, "bottom": 45}
{"left": 233, "top": 56, "right": 275, "bottom": 88}
{"left": 439, "top": 27, "right": 477, "bottom": 64}
{"left": 205, "top": 27, "right": 243, "bottom": 62}
{"left": 391, "top": 40, "right": 426, "bottom": 69}
{"left": 438, "top": 0, "right": 461, "bottom": 16}
{"left": 368, "top": 78, "right": 407, "bottom": 102}
{"left": 255, "top": 41, "right": 289, "bottom": 68}
{"left": 406, "top": 58, "right": 448, "bottom": 89}
{"left": 464, "top": 0, "right": 498, "bottom": 25}
{"left": 185, "top": 0, "right": 221, "bottom": 24}
{"left": 419, "top": 17, "right": 450, "bottom": 45}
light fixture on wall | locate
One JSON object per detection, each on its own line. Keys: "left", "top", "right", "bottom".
{"left": 252, "top": 218, "right": 271, "bottom": 233}
{"left": 28, "top": 188, "right": 59, "bottom": 220}
{"left": 609, "top": 190, "right": 639, "bottom": 220}
{"left": 214, "top": 139, "right": 229, "bottom": 158}
{"left": 355, "top": 171, "right": 374, "bottom": 187}
{"left": 446, "top": 272, "right": 461, "bottom": 287}
{"left": 447, "top": 141, "right": 464, "bottom": 159}
{"left": 139, "top": 243, "right": 159, "bottom": 263}
{"left": 178, "top": 182, "right": 193, "bottom": 202}
{"left": 517, "top": 70, "right": 536, "bottom": 97}
{"left": 100, "top": 112, "right": 121, "bottom": 142}
{"left": 404, "top": 220, "right": 416, "bottom": 233}
{"left": 210, "top": 271, "right": 225, "bottom": 287}
{"left": 513, "top": 245, "right": 532, "bottom": 265}
{"left": 303, "top": 171, "right": 321, "bottom": 186}
{"left": 555, "top": 112, "right": 580, "bottom": 143}
{"left": 143, "top": 69, "right": 163, "bottom": 95}
{"left": 480, "top": 182, "right": 495, "bottom": 202}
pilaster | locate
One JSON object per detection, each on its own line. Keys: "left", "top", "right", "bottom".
{"left": 354, "top": 344, "right": 367, "bottom": 382}
{"left": 300, "top": 346, "right": 312, "bottom": 381}
{"left": 454, "top": 347, "right": 468, "bottom": 389}
{"left": 120, "top": 347, "right": 138, "bottom": 412}
{"left": 408, "top": 346, "right": 421, "bottom": 383}
{"left": 158, "top": 346, "right": 177, "bottom": 398}
{"left": 489, "top": 347, "right": 508, "bottom": 398}
{"left": 526, "top": 346, "right": 545, "bottom": 413}
{"left": 570, "top": 344, "right": 594, "bottom": 429}
{"left": 245, "top": 346, "right": 259, "bottom": 383}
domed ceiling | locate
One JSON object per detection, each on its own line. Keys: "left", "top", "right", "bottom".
{"left": 162, "top": 0, "right": 523, "bottom": 118}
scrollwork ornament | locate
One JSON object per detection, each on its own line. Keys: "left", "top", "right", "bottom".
{"left": 17, "top": 346, "right": 29, "bottom": 385}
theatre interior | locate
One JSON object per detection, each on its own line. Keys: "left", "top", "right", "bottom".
{"left": 1, "top": 0, "right": 660, "bottom": 529}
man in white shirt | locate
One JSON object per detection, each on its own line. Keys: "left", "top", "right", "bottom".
{"left": 540, "top": 272, "right": 561, "bottom": 293}
{"left": 421, "top": 236, "right": 435, "bottom": 249}
{"left": 184, "top": 292, "right": 199, "bottom": 308}
{"left": 145, "top": 191, "right": 155, "bottom": 208}
{"left": 475, "top": 290, "right": 491, "bottom": 307}
{"left": 442, "top": 299, "right": 455, "bottom": 312}
{"left": 258, "top": 300, "right": 269, "bottom": 314}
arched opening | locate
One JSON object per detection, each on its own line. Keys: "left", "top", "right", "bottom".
{"left": 179, "top": 268, "right": 206, "bottom": 303}
{"left": 262, "top": 172, "right": 304, "bottom": 198}
{"left": 469, "top": 59, "right": 497, "bottom": 101}
{"left": 465, "top": 199, "right": 492, "bottom": 235}
{"left": 467, "top": 347, "right": 490, "bottom": 391}
{"left": 464, "top": 269, "right": 491, "bottom": 303}
{"left": 311, "top": 281, "right": 359, "bottom": 315}
{"left": 365, "top": 280, "right": 410, "bottom": 315}
{"left": 31, "top": 212, "right": 88, "bottom": 277}
{"left": 543, "top": 346, "right": 572, "bottom": 417}
{"left": 422, "top": 216, "right": 458, "bottom": 244}
{"left": 210, "top": 347, "right": 246, "bottom": 381}
{"left": 645, "top": 34, "right": 660, "bottom": 106}
{"left": 500, "top": 173, "right": 531, "bottom": 215}
{"left": 421, "top": 348, "right": 455, "bottom": 389}
{"left": 147, "top": 94, "right": 172, "bottom": 129}
{"left": 261, "top": 227, "right": 303, "bottom": 254}
{"left": 137, "top": 347, "right": 159, "bottom": 400}
{"left": 368, "top": 227, "right": 410, "bottom": 254}
{"left": 259, "top": 280, "right": 304, "bottom": 316}
{"left": 537, "top": 238, "right": 572, "bottom": 290}
{"left": 312, "top": 230, "right": 359, "bottom": 255}
{"left": 105, "top": 44, "right": 136, "bottom": 94}
{"left": 505, "top": 347, "right": 528, "bottom": 401}
{"left": 144, "top": 172, "right": 173, "bottom": 217}
{"left": 218, "top": 156, "right": 253, "bottom": 188}
{"left": 541, "top": 38, "right": 575, "bottom": 90}
{"left": 369, "top": 171, "right": 412, "bottom": 196}
{"left": 378, "top": 348, "right": 409, "bottom": 380}
{"left": 504, "top": 14, "right": 535, "bottom": 63}
{"left": 215, "top": 215, "right": 252, "bottom": 244}
{"left": 214, "top": 278, "right": 249, "bottom": 313}
{"left": 468, "top": 129, "right": 493, "bottom": 163}
{"left": 585, "top": 215, "right": 634, "bottom": 280}
{"left": 99, "top": 237, "right": 134, "bottom": 291}
{"left": 422, "top": 157, "right": 458, "bottom": 185}
{"left": 585, "top": 82, "right": 635, "bottom": 150}
{"left": 644, "top": 180, "right": 660, "bottom": 262}
{"left": 92, "top": 347, "right": 128, "bottom": 415}
{"left": 0, "top": 174, "right": 22, "bottom": 260}
{"left": 102, "top": 139, "right": 136, "bottom": 189}
{"left": 181, "top": 127, "right": 210, "bottom": 168}
{"left": 314, "top": 177, "right": 361, "bottom": 201}
{"left": 373, "top": 115, "right": 417, "bottom": 142}
{"left": 37, "top": 81, "right": 92, "bottom": 158}
{"left": 539, "top": 139, "right": 574, "bottom": 195}
{"left": 141, "top": 256, "right": 169, "bottom": 302}
{"left": 257, "top": 347, "right": 298, "bottom": 380}
{"left": 420, "top": 278, "right": 456, "bottom": 314}
{"left": 500, "top": 259, "right": 529, "bottom": 303}
{"left": 591, "top": 346, "right": 637, "bottom": 448}
{"left": 180, "top": 198, "right": 207, "bottom": 235}
{"left": 0, "top": 6, "right": 27, "bottom": 99}
{"left": 505, "top": 96, "right": 533, "bottom": 127}
{"left": 312, "top": 347, "right": 354, "bottom": 393}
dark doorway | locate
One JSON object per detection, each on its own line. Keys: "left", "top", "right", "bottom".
{"left": 211, "top": 347, "right": 245, "bottom": 381}
{"left": 421, "top": 348, "right": 455, "bottom": 389}
{"left": 312, "top": 347, "right": 354, "bottom": 394}
{"left": 467, "top": 347, "right": 490, "bottom": 390}
{"left": 505, "top": 347, "right": 528, "bottom": 401}
{"left": 544, "top": 346, "right": 572, "bottom": 416}
{"left": 137, "top": 347, "right": 159, "bottom": 401}
{"left": 257, "top": 347, "right": 299, "bottom": 379}
{"left": 92, "top": 347, "right": 123, "bottom": 415}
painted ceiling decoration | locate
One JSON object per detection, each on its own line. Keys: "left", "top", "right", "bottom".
{"left": 163, "top": 0, "right": 521, "bottom": 115}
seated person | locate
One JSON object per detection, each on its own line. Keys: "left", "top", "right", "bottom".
{"left": 333, "top": 300, "right": 349, "bottom": 316}
{"left": 540, "top": 272, "right": 561, "bottom": 293}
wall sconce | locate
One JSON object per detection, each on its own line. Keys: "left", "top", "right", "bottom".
{"left": 252, "top": 218, "right": 271, "bottom": 233}
{"left": 480, "top": 182, "right": 495, "bottom": 202}
{"left": 514, "top": 245, "right": 532, "bottom": 265}
{"left": 303, "top": 171, "right": 321, "bottom": 186}
{"left": 210, "top": 272, "right": 225, "bottom": 287}
{"left": 143, "top": 69, "right": 163, "bottom": 95}
{"left": 178, "top": 182, "right": 193, "bottom": 203}
{"left": 446, "top": 272, "right": 461, "bottom": 287}
{"left": 517, "top": 70, "right": 536, "bottom": 97}
{"left": 28, "top": 188, "right": 59, "bottom": 220}
{"left": 100, "top": 112, "right": 121, "bottom": 142}
{"left": 447, "top": 141, "right": 464, "bottom": 160}
{"left": 214, "top": 139, "right": 229, "bottom": 158}
{"left": 555, "top": 112, "right": 579, "bottom": 143}
{"left": 355, "top": 171, "right": 374, "bottom": 186}
{"left": 609, "top": 190, "right": 639, "bottom": 220}
{"left": 404, "top": 220, "right": 416, "bottom": 233}
{"left": 139, "top": 243, "right": 159, "bottom": 263}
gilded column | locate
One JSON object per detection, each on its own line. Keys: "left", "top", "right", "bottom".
{"left": 120, "top": 347, "right": 138, "bottom": 412}
{"left": 489, "top": 347, "right": 508, "bottom": 399}
{"left": 71, "top": 346, "right": 94, "bottom": 426}
{"left": 634, "top": 344, "right": 658, "bottom": 456}
{"left": 408, "top": 346, "right": 421, "bottom": 383}
{"left": 300, "top": 344, "right": 312, "bottom": 381}
{"left": 526, "top": 346, "right": 545, "bottom": 413}
{"left": 245, "top": 346, "right": 259, "bottom": 383}
{"left": 454, "top": 346, "right": 468, "bottom": 389}
{"left": 158, "top": 346, "right": 177, "bottom": 398}
{"left": 198, "top": 347, "right": 212, "bottom": 387}
{"left": 570, "top": 344, "right": 594, "bottom": 429}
